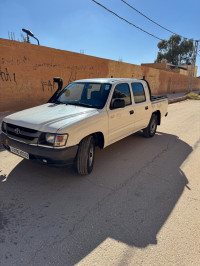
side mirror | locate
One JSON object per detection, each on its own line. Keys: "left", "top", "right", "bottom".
{"left": 47, "top": 77, "right": 63, "bottom": 103}
{"left": 111, "top": 99, "right": 125, "bottom": 109}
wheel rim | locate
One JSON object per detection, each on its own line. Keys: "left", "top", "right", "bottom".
{"left": 88, "top": 145, "right": 94, "bottom": 167}
{"left": 150, "top": 119, "right": 156, "bottom": 134}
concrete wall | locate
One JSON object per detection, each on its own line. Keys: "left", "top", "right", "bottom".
{"left": 1, "top": 38, "right": 200, "bottom": 112}
{"left": 187, "top": 65, "right": 198, "bottom": 77}
{"left": 142, "top": 62, "right": 198, "bottom": 77}
{"left": 141, "top": 62, "right": 167, "bottom": 70}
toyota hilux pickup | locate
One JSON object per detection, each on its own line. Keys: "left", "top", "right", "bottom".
{"left": 1, "top": 78, "right": 168, "bottom": 175}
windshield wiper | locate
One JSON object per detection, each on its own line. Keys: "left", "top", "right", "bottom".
{"left": 67, "top": 102, "right": 96, "bottom": 108}
{"left": 53, "top": 100, "right": 67, "bottom": 105}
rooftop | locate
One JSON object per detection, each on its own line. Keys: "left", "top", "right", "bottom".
{"left": 74, "top": 78, "right": 141, "bottom": 83}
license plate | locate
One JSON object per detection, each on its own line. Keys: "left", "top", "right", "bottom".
{"left": 10, "top": 146, "right": 29, "bottom": 160}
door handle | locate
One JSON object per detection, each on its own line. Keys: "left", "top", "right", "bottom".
{"left": 145, "top": 106, "right": 148, "bottom": 110}
{"left": 129, "top": 110, "right": 134, "bottom": 115}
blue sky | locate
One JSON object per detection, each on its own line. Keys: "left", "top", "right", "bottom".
{"left": 1, "top": 0, "right": 200, "bottom": 74}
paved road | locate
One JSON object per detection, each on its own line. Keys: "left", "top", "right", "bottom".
{"left": 0, "top": 100, "right": 200, "bottom": 266}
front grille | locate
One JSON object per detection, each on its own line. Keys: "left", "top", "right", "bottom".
{"left": 7, "top": 123, "right": 38, "bottom": 133}
{"left": 7, "top": 129, "right": 35, "bottom": 140}
{"left": 6, "top": 123, "right": 40, "bottom": 144}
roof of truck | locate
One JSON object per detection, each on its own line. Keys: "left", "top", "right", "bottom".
{"left": 73, "top": 78, "right": 142, "bottom": 84}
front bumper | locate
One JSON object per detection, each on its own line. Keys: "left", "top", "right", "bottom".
{"left": 0, "top": 132, "right": 78, "bottom": 166}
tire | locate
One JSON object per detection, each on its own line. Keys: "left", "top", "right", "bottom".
{"left": 143, "top": 113, "right": 157, "bottom": 138}
{"left": 76, "top": 135, "right": 95, "bottom": 175}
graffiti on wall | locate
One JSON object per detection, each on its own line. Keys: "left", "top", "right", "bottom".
{"left": 41, "top": 79, "right": 53, "bottom": 91}
{"left": 0, "top": 66, "right": 16, "bottom": 83}
{"left": 66, "top": 65, "right": 87, "bottom": 71}
{"left": 35, "top": 63, "right": 102, "bottom": 91}
{"left": 67, "top": 71, "right": 77, "bottom": 84}
{"left": 34, "top": 63, "right": 57, "bottom": 70}
{"left": 34, "top": 63, "right": 104, "bottom": 92}
{"left": 66, "top": 65, "right": 101, "bottom": 79}
{"left": 41, "top": 72, "right": 78, "bottom": 92}
{"left": 1, "top": 56, "right": 29, "bottom": 65}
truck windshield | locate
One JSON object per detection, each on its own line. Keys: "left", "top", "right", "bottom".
{"left": 56, "top": 82, "right": 112, "bottom": 109}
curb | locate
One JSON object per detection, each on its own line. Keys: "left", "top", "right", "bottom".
{"left": 168, "top": 96, "right": 187, "bottom": 104}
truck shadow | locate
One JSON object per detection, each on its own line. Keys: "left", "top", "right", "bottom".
{"left": 0, "top": 132, "right": 191, "bottom": 265}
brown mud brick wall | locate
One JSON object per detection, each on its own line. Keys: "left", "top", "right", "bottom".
{"left": 1, "top": 38, "right": 200, "bottom": 112}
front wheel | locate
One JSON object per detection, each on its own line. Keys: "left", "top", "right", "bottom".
{"left": 143, "top": 114, "right": 157, "bottom": 138}
{"left": 76, "top": 136, "right": 95, "bottom": 175}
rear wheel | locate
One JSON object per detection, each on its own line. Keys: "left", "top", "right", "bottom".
{"left": 143, "top": 114, "right": 157, "bottom": 138}
{"left": 76, "top": 136, "right": 95, "bottom": 175}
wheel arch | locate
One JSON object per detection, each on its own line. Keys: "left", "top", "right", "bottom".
{"left": 92, "top": 132, "right": 105, "bottom": 149}
{"left": 78, "top": 132, "right": 105, "bottom": 149}
{"left": 153, "top": 110, "right": 161, "bottom": 125}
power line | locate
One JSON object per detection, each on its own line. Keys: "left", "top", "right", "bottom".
{"left": 91, "top": 0, "right": 163, "bottom": 41}
{"left": 121, "top": 0, "right": 188, "bottom": 39}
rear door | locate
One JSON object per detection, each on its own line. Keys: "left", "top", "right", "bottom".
{"left": 131, "top": 82, "right": 151, "bottom": 131}
{"left": 108, "top": 83, "right": 134, "bottom": 144}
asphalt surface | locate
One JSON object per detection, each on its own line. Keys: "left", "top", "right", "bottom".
{"left": 0, "top": 100, "right": 200, "bottom": 266}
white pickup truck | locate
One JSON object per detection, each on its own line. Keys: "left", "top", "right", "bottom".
{"left": 1, "top": 78, "right": 168, "bottom": 175}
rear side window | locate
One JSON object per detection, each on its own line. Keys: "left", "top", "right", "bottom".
{"left": 131, "top": 83, "right": 146, "bottom": 103}
{"left": 111, "top": 83, "right": 132, "bottom": 107}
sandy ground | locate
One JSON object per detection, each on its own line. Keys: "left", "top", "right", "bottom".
{"left": 0, "top": 99, "right": 200, "bottom": 266}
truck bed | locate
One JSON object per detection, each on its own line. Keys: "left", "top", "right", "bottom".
{"left": 151, "top": 95, "right": 168, "bottom": 102}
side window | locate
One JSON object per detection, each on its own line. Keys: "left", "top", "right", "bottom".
{"left": 131, "top": 83, "right": 146, "bottom": 103}
{"left": 111, "top": 83, "right": 131, "bottom": 107}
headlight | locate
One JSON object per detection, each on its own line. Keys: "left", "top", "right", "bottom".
{"left": 1, "top": 121, "right": 7, "bottom": 133}
{"left": 45, "top": 133, "right": 68, "bottom": 147}
{"left": 45, "top": 133, "right": 55, "bottom": 144}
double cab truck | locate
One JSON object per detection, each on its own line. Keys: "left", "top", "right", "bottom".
{"left": 1, "top": 78, "right": 168, "bottom": 175}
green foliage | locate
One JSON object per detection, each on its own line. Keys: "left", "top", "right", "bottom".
{"left": 155, "top": 35, "right": 193, "bottom": 65}
{"left": 186, "top": 92, "right": 200, "bottom": 100}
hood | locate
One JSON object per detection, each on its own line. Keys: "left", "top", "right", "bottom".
{"left": 4, "top": 103, "right": 99, "bottom": 133}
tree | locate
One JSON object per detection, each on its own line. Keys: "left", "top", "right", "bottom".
{"left": 155, "top": 35, "right": 193, "bottom": 65}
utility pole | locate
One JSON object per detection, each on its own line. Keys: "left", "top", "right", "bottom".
{"left": 189, "top": 40, "right": 198, "bottom": 92}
